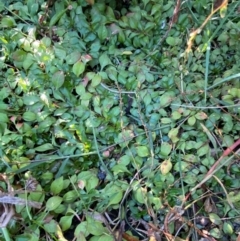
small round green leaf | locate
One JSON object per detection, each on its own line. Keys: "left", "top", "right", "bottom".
{"left": 109, "top": 188, "right": 123, "bottom": 206}
{"left": 197, "top": 144, "right": 209, "bottom": 157}
{"left": 72, "top": 61, "right": 85, "bottom": 77}
{"left": 74, "top": 222, "right": 89, "bottom": 238}
{"left": 223, "top": 221, "right": 233, "bottom": 235}
{"left": 0, "top": 16, "right": 16, "bottom": 28}
{"left": 86, "top": 176, "right": 99, "bottom": 192}
{"left": 209, "top": 228, "right": 221, "bottom": 238}
{"left": 91, "top": 74, "right": 102, "bottom": 87}
{"left": 133, "top": 185, "right": 147, "bottom": 204}
{"left": 63, "top": 190, "right": 78, "bottom": 203}
{"left": 23, "top": 111, "right": 37, "bottom": 122}
{"left": 76, "top": 85, "right": 86, "bottom": 95}
{"left": 168, "top": 128, "right": 179, "bottom": 143}
{"left": 160, "top": 142, "right": 172, "bottom": 156}
{"left": 112, "top": 164, "right": 131, "bottom": 175}
{"left": 104, "top": 184, "right": 123, "bottom": 206}
{"left": 209, "top": 213, "right": 222, "bottom": 225}
{"left": 188, "top": 116, "right": 196, "bottom": 126}
{"left": 171, "top": 111, "right": 181, "bottom": 120}
{"left": 161, "top": 118, "right": 172, "bottom": 124}
{"left": 195, "top": 112, "right": 208, "bottom": 120}
{"left": 44, "top": 220, "right": 57, "bottom": 233}
{"left": 66, "top": 51, "right": 81, "bottom": 65}
{"left": 166, "top": 36, "right": 176, "bottom": 46}
{"left": 46, "top": 196, "right": 63, "bottom": 211}
{"left": 160, "top": 91, "right": 175, "bottom": 107}
{"left": 160, "top": 159, "right": 172, "bottom": 175}
{"left": 136, "top": 146, "right": 149, "bottom": 157}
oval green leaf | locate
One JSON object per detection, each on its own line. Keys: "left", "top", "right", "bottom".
{"left": 60, "top": 215, "right": 74, "bottom": 231}
{"left": 160, "top": 142, "right": 172, "bottom": 156}
{"left": 136, "top": 146, "right": 149, "bottom": 157}
{"left": 160, "top": 159, "right": 172, "bottom": 175}
{"left": 34, "top": 143, "right": 54, "bottom": 152}
{"left": 209, "top": 213, "right": 222, "bottom": 225}
{"left": 0, "top": 113, "right": 8, "bottom": 123}
{"left": 50, "top": 177, "right": 64, "bottom": 195}
{"left": 46, "top": 196, "right": 63, "bottom": 211}
{"left": 52, "top": 71, "right": 65, "bottom": 89}
{"left": 73, "top": 61, "right": 85, "bottom": 77}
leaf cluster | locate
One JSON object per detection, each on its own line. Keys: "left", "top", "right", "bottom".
{"left": 0, "top": 0, "right": 240, "bottom": 240}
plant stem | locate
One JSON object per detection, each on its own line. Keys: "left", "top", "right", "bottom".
{"left": 1, "top": 228, "right": 11, "bottom": 241}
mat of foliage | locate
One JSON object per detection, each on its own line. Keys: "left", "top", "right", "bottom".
{"left": 0, "top": 0, "right": 240, "bottom": 240}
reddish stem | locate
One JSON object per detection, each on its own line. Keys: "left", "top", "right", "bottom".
{"left": 206, "top": 139, "right": 240, "bottom": 176}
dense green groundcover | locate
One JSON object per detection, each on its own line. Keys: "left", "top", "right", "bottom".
{"left": 0, "top": 0, "right": 240, "bottom": 240}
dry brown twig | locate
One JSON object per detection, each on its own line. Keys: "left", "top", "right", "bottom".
{"left": 186, "top": 0, "right": 229, "bottom": 54}
{"left": 160, "top": 0, "right": 182, "bottom": 44}
{"left": 0, "top": 174, "right": 42, "bottom": 228}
